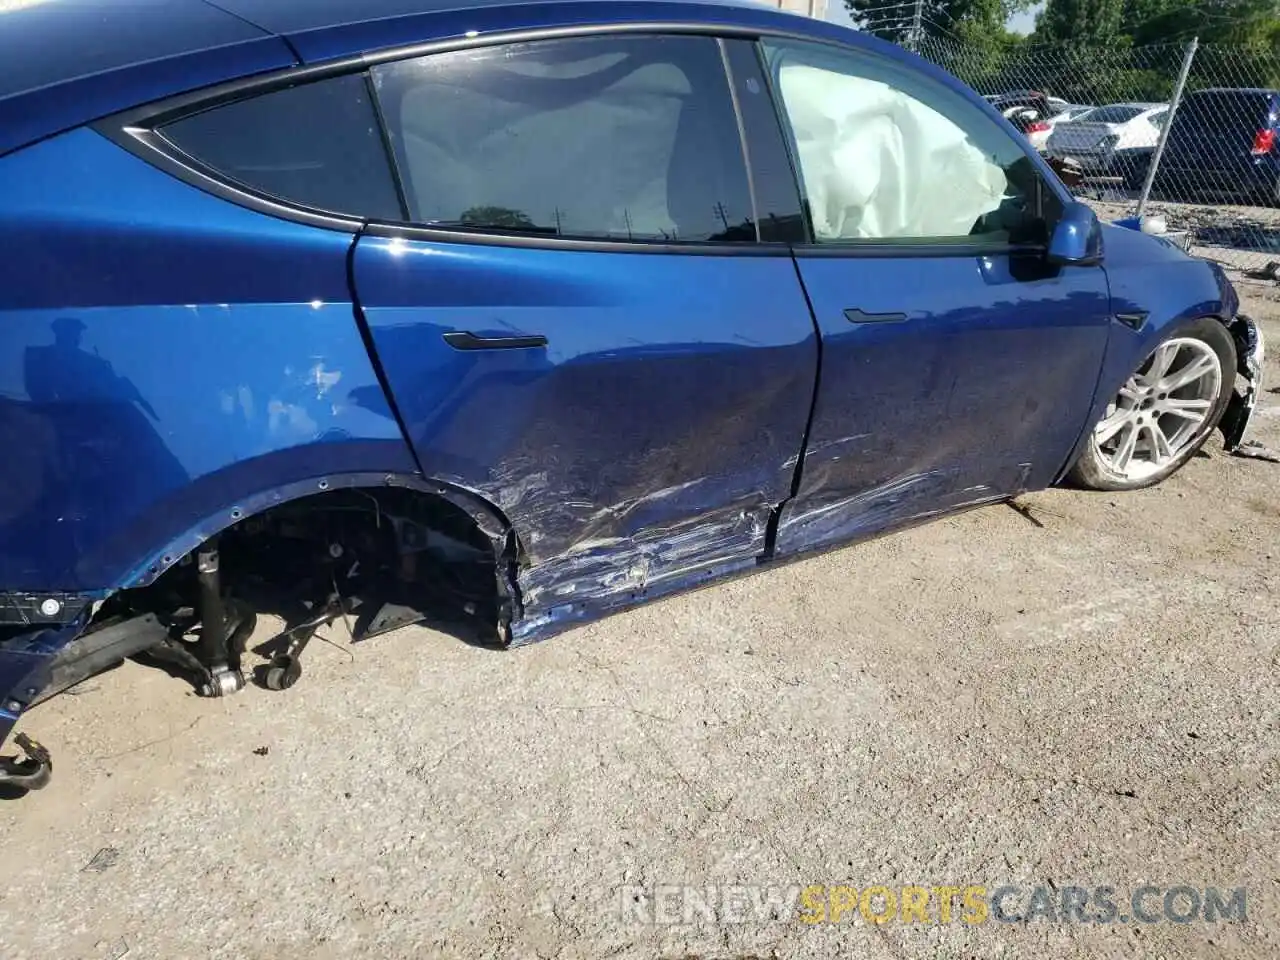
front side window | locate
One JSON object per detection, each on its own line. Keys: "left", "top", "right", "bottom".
{"left": 371, "top": 35, "right": 755, "bottom": 242}
{"left": 762, "top": 40, "right": 1055, "bottom": 244}
{"left": 160, "top": 74, "right": 403, "bottom": 221}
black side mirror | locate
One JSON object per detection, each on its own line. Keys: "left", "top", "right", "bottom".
{"left": 1047, "top": 201, "right": 1103, "bottom": 266}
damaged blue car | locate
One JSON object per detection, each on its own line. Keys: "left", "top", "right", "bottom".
{"left": 0, "top": 0, "right": 1263, "bottom": 789}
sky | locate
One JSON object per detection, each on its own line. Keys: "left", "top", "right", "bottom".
{"left": 825, "top": 0, "right": 1043, "bottom": 35}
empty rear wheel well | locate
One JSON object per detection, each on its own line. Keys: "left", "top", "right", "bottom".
{"left": 98, "top": 485, "right": 519, "bottom": 649}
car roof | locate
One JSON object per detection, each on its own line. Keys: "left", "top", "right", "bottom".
{"left": 1189, "top": 87, "right": 1280, "bottom": 95}
{"left": 0, "top": 0, "right": 292, "bottom": 158}
{"left": 0, "top": 0, "right": 840, "bottom": 158}
{"left": 210, "top": 0, "right": 770, "bottom": 36}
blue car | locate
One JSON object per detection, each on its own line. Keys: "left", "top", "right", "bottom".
{"left": 0, "top": 0, "right": 1263, "bottom": 789}
{"left": 1158, "top": 88, "right": 1280, "bottom": 204}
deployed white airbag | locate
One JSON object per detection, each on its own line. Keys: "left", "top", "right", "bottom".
{"left": 778, "top": 65, "right": 1009, "bottom": 240}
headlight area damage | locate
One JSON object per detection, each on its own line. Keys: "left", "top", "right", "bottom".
{"left": 0, "top": 476, "right": 522, "bottom": 792}
{"left": 1220, "top": 313, "right": 1266, "bottom": 453}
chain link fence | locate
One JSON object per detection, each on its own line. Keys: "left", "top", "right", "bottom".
{"left": 911, "top": 34, "right": 1280, "bottom": 273}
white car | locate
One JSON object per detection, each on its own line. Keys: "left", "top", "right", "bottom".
{"left": 993, "top": 97, "right": 1094, "bottom": 152}
{"left": 1046, "top": 102, "right": 1169, "bottom": 175}
{"left": 1034, "top": 103, "right": 1096, "bottom": 151}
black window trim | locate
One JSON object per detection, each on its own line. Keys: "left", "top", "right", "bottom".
{"left": 95, "top": 20, "right": 1070, "bottom": 257}
{"left": 363, "top": 71, "right": 413, "bottom": 223}
{"left": 723, "top": 38, "right": 808, "bottom": 244}
{"left": 718, "top": 38, "right": 761, "bottom": 237}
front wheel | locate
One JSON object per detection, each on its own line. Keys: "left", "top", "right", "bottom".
{"left": 1068, "top": 318, "right": 1236, "bottom": 491}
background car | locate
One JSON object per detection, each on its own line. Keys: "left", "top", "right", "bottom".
{"left": 1040, "top": 103, "right": 1097, "bottom": 151}
{"left": 988, "top": 93, "right": 1095, "bottom": 152}
{"left": 989, "top": 90, "right": 1056, "bottom": 149}
{"left": 1047, "top": 102, "right": 1169, "bottom": 184}
{"left": 1157, "top": 87, "right": 1280, "bottom": 204}
{"left": 0, "top": 0, "right": 1261, "bottom": 790}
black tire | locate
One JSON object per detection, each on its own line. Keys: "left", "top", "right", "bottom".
{"left": 1067, "top": 317, "right": 1236, "bottom": 491}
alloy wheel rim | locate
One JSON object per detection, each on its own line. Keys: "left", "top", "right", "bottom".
{"left": 1095, "top": 337, "right": 1222, "bottom": 482}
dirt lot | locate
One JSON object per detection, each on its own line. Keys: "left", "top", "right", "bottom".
{"left": 1, "top": 286, "right": 1278, "bottom": 960}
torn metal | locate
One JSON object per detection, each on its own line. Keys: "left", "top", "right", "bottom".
{"left": 510, "top": 500, "right": 771, "bottom": 643}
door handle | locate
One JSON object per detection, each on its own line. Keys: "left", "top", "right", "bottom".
{"left": 442, "top": 331, "right": 548, "bottom": 351}
{"left": 844, "top": 308, "right": 909, "bottom": 324}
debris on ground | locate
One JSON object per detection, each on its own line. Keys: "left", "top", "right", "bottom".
{"left": 1231, "top": 439, "right": 1280, "bottom": 464}
{"left": 1244, "top": 261, "right": 1280, "bottom": 283}
{"left": 83, "top": 847, "right": 121, "bottom": 873}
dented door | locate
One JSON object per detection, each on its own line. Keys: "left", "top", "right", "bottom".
{"left": 352, "top": 239, "right": 816, "bottom": 630}
{"left": 777, "top": 253, "right": 1110, "bottom": 554}
{"left": 350, "top": 33, "right": 821, "bottom": 634}
{"left": 760, "top": 37, "right": 1112, "bottom": 555}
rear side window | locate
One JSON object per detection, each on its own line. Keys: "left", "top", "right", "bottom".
{"left": 370, "top": 35, "right": 756, "bottom": 242}
{"left": 160, "top": 74, "right": 404, "bottom": 221}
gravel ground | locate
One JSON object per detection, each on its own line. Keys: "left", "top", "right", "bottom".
{"left": 2, "top": 286, "right": 1278, "bottom": 960}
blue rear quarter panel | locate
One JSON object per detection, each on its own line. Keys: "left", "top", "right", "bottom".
{"left": 0, "top": 128, "right": 415, "bottom": 590}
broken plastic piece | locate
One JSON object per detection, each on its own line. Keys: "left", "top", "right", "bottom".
{"left": 1230, "top": 439, "right": 1280, "bottom": 464}
{"left": 0, "top": 732, "right": 52, "bottom": 792}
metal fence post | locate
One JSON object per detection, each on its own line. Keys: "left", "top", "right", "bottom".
{"left": 1136, "top": 37, "right": 1198, "bottom": 219}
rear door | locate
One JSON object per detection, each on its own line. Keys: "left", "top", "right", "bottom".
{"left": 352, "top": 34, "right": 818, "bottom": 626}
{"left": 756, "top": 39, "right": 1113, "bottom": 555}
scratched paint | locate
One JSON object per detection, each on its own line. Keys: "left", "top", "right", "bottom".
{"left": 510, "top": 499, "right": 772, "bottom": 643}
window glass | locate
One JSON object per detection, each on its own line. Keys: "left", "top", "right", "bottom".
{"left": 762, "top": 40, "right": 1054, "bottom": 244}
{"left": 372, "top": 35, "right": 755, "bottom": 242}
{"left": 161, "top": 74, "right": 403, "bottom": 220}
{"left": 1086, "top": 105, "right": 1146, "bottom": 124}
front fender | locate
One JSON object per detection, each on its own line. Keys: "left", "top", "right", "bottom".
{"left": 1055, "top": 225, "right": 1242, "bottom": 481}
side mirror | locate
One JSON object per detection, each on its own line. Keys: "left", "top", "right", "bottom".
{"left": 1047, "top": 201, "right": 1103, "bottom": 266}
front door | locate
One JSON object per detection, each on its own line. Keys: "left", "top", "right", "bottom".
{"left": 757, "top": 39, "right": 1113, "bottom": 555}
{"left": 351, "top": 33, "right": 818, "bottom": 634}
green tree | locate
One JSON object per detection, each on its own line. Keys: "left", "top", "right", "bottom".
{"left": 844, "top": 0, "right": 1035, "bottom": 45}
{"left": 1033, "top": 0, "right": 1127, "bottom": 46}
{"left": 1127, "top": 0, "right": 1280, "bottom": 46}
